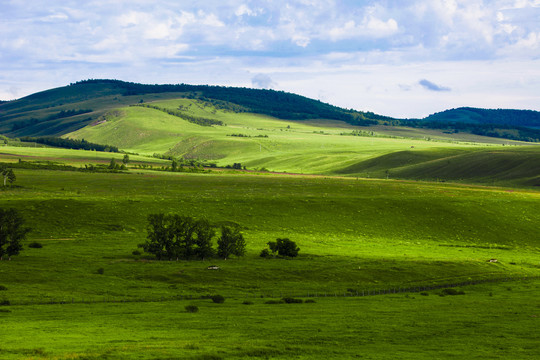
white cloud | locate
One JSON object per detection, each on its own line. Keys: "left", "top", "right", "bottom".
{"left": 1, "top": 0, "right": 540, "bottom": 117}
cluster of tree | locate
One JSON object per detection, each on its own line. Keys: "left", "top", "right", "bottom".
{"left": 260, "top": 238, "right": 300, "bottom": 258}
{"left": 0, "top": 208, "right": 31, "bottom": 260}
{"left": 227, "top": 133, "right": 268, "bottom": 138}
{"left": 225, "top": 163, "right": 244, "bottom": 170}
{"left": 134, "top": 104, "right": 223, "bottom": 127}
{"left": 19, "top": 136, "right": 119, "bottom": 152}
{"left": 139, "top": 214, "right": 246, "bottom": 260}
{"left": 107, "top": 158, "right": 127, "bottom": 170}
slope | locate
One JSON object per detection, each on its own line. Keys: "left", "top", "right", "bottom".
{"left": 0, "top": 79, "right": 387, "bottom": 137}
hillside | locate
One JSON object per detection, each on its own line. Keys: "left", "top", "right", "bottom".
{"left": 423, "top": 107, "right": 540, "bottom": 128}
{"left": 0, "top": 79, "right": 386, "bottom": 137}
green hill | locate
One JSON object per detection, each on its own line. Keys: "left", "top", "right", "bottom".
{"left": 0, "top": 79, "right": 386, "bottom": 137}
{"left": 424, "top": 107, "right": 540, "bottom": 128}
{"left": 336, "top": 147, "right": 540, "bottom": 187}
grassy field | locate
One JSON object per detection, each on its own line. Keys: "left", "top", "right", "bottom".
{"left": 1, "top": 108, "right": 540, "bottom": 359}
{"left": 63, "top": 98, "right": 540, "bottom": 186}
{"left": 0, "top": 161, "right": 538, "bottom": 358}
{"left": 1, "top": 280, "right": 539, "bottom": 360}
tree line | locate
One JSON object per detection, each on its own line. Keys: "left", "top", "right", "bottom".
{"left": 19, "top": 136, "right": 119, "bottom": 152}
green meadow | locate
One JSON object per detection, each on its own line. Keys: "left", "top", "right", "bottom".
{"left": 0, "top": 160, "right": 539, "bottom": 358}
{"left": 0, "top": 95, "right": 539, "bottom": 359}
{"left": 65, "top": 99, "right": 540, "bottom": 186}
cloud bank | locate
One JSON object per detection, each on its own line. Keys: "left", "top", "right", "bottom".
{"left": 1, "top": 0, "right": 539, "bottom": 117}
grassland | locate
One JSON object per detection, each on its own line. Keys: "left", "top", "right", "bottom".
{"left": 1, "top": 97, "right": 540, "bottom": 359}
{"left": 64, "top": 98, "right": 540, "bottom": 187}
{"left": 0, "top": 156, "right": 538, "bottom": 358}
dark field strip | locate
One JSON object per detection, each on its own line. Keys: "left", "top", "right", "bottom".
{"left": 6, "top": 275, "right": 537, "bottom": 307}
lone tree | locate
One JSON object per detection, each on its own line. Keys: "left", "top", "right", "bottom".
{"left": 217, "top": 226, "right": 246, "bottom": 259}
{"left": 0, "top": 208, "right": 31, "bottom": 260}
{"left": 122, "top": 154, "right": 130, "bottom": 165}
{"left": 1, "top": 167, "right": 15, "bottom": 187}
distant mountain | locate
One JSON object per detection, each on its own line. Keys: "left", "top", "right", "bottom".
{"left": 0, "top": 79, "right": 388, "bottom": 137}
{"left": 423, "top": 107, "right": 540, "bottom": 128}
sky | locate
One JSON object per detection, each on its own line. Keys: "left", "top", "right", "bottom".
{"left": 1, "top": 0, "right": 539, "bottom": 118}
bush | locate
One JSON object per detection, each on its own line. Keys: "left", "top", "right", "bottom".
{"left": 266, "top": 238, "right": 300, "bottom": 258}
{"left": 185, "top": 304, "right": 199, "bottom": 313}
{"left": 96, "top": 268, "right": 104, "bottom": 275}
{"left": 264, "top": 299, "right": 284, "bottom": 304}
{"left": 282, "top": 297, "right": 303, "bottom": 304}
{"left": 0, "top": 285, "right": 7, "bottom": 291}
{"left": 440, "top": 288, "right": 465, "bottom": 296}
{"left": 132, "top": 250, "right": 142, "bottom": 256}
{"left": 0, "top": 300, "right": 10, "bottom": 306}
{"left": 305, "top": 299, "right": 316, "bottom": 303}
{"left": 242, "top": 300, "right": 254, "bottom": 305}
{"left": 210, "top": 294, "right": 225, "bottom": 304}
{"left": 420, "top": 292, "right": 429, "bottom": 296}
{"left": 259, "top": 249, "right": 270, "bottom": 258}
{"left": 28, "top": 242, "right": 43, "bottom": 248}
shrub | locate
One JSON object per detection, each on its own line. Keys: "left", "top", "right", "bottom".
{"left": 96, "top": 268, "right": 104, "bottom": 275}
{"left": 259, "top": 249, "right": 270, "bottom": 258}
{"left": 0, "top": 285, "right": 7, "bottom": 291}
{"left": 267, "top": 238, "right": 300, "bottom": 258}
{"left": 282, "top": 297, "right": 303, "bottom": 304}
{"left": 420, "top": 292, "right": 429, "bottom": 296}
{"left": 28, "top": 242, "right": 43, "bottom": 248}
{"left": 210, "top": 294, "right": 225, "bottom": 304}
{"left": 440, "top": 288, "right": 465, "bottom": 296}
{"left": 132, "top": 250, "right": 141, "bottom": 256}
{"left": 305, "top": 299, "right": 316, "bottom": 303}
{"left": 242, "top": 300, "right": 254, "bottom": 305}
{"left": 0, "top": 299, "right": 10, "bottom": 306}
{"left": 185, "top": 304, "right": 199, "bottom": 313}
{"left": 264, "top": 299, "right": 284, "bottom": 304}
{"left": 0, "top": 309, "right": 11, "bottom": 313}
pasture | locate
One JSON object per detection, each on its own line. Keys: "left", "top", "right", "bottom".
{"left": 0, "top": 143, "right": 539, "bottom": 359}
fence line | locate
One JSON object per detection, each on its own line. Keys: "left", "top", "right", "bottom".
{"left": 3, "top": 275, "right": 539, "bottom": 307}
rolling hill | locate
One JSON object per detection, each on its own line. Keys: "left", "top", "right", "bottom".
{"left": 0, "top": 79, "right": 386, "bottom": 137}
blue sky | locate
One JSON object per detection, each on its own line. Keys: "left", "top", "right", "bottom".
{"left": 1, "top": 0, "right": 539, "bottom": 118}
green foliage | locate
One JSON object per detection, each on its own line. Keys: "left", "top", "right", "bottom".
{"left": 140, "top": 214, "right": 216, "bottom": 260}
{"left": 440, "top": 288, "right": 465, "bottom": 296}
{"left": 122, "top": 154, "right": 130, "bottom": 164}
{"left": 185, "top": 304, "right": 199, "bottom": 313}
{"left": 28, "top": 242, "right": 43, "bottom": 248}
{"left": 267, "top": 238, "right": 300, "bottom": 258}
{"left": 0, "top": 285, "right": 7, "bottom": 291}
{"left": 96, "top": 268, "right": 104, "bottom": 275}
{"left": 0, "top": 208, "right": 31, "bottom": 260}
{"left": 0, "top": 167, "right": 16, "bottom": 186}
{"left": 282, "top": 297, "right": 303, "bottom": 304}
{"left": 217, "top": 226, "right": 246, "bottom": 259}
{"left": 259, "top": 248, "right": 270, "bottom": 258}
{"left": 19, "top": 136, "right": 119, "bottom": 152}
{"left": 210, "top": 294, "right": 225, "bottom": 304}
